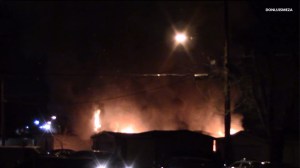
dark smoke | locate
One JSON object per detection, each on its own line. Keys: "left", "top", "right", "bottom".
{"left": 44, "top": 2, "right": 253, "bottom": 139}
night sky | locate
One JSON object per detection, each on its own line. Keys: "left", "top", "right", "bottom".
{"left": 0, "top": 1, "right": 298, "bottom": 139}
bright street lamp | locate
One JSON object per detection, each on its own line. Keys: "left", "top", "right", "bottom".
{"left": 174, "top": 33, "right": 187, "bottom": 44}
{"left": 51, "top": 115, "right": 57, "bottom": 120}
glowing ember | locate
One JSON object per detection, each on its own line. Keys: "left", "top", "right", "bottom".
{"left": 213, "top": 139, "right": 217, "bottom": 152}
{"left": 93, "top": 109, "right": 101, "bottom": 132}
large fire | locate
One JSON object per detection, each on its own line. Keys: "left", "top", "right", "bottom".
{"left": 92, "top": 108, "right": 243, "bottom": 137}
{"left": 119, "top": 126, "right": 135, "bottom": 134}
{"left": 88, "top": 77, "right": 244, "bottom": 138}
{"left": 93, "top": 109, "right": 139, "bottom": 134}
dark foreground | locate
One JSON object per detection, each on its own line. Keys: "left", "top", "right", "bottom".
{"left": 1, "top": 146, "right": 297, "bottom": 168}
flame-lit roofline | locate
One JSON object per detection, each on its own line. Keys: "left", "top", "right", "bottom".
{"left": 91, "top": 130, "right": 216, "bottom": 139}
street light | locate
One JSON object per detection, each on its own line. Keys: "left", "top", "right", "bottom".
{"left": 173, "top": 31, "right": 190, "bottom": 53}
{"left": 174, "top": 33, "right": 187, "bottom": 44}
{"left": 33, "top": 119, "right": 40, "bottom": 126}
{"left": 51, "top": 115, "right": 56, "bottom": 120}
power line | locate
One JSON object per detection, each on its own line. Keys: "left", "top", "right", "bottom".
{"left": 3, "top": 72, "right": 209, "bottom": 106}
{"left": 6, "top": 74, "right": 208, "bottom": 106}
{"left": 2, "top": 72, "right": 208, "bottom": 78}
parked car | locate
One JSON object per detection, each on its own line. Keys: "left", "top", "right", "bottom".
{"left": 225, "top": 158, "right": 271, "bottom": 168}
{"left": 69, "top": 150, "right": 126, "bottom": 168}
{"left": 165, "top": 157, "right": 222, "bottom": 168}
{"left": 37, "top": 150, "right": 128, "bottom": 168}
{"left": 0, "top": 146, "right": 40, "bottom": 168}
{"left": 47, "top": 149, "right": 75, "bottom": 158}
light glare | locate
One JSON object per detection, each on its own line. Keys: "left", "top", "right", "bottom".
{"left": 95, "top": 163, "right": 107, "bottom": 168}
{"left": 40, "top": 124, "right": 51, "bottom": 131}
{"left": 175, "top": 33, "right": 187, "bottom": 43}
{"left": 33, "top": 120, "right": 40, "bottom": 125}
{"left": 39, "top": 121, "right": 52, "bottom": 132}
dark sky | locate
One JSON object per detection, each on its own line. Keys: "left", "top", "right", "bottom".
{"left": 0, "top": 1, "right": 298, "bottom": 137}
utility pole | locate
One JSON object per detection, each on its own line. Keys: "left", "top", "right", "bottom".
{"left": 224, "top": 0, "right": 231, "bottom": 164}
{"left": 1, "top": 80, "right": 5, "bottom": 146}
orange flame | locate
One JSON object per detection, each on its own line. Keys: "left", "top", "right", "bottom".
{"left": 91, "top": 107, "right": 243, "bottom": 137}
{"left": 217, "top": 128, "right": 240, "bottom": 137}
{"left": 119, "top": 126, "right": 135, "bottom": 134}
{"left": 213, "top": 139, "right": 217, "bottom": 152}
{"left": 93, "top": 109, "right": 101, "bottom": 132}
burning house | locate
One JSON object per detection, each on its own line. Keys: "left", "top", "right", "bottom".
{"left": 91, "top": 130, "right": 221, "bottom": 168}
